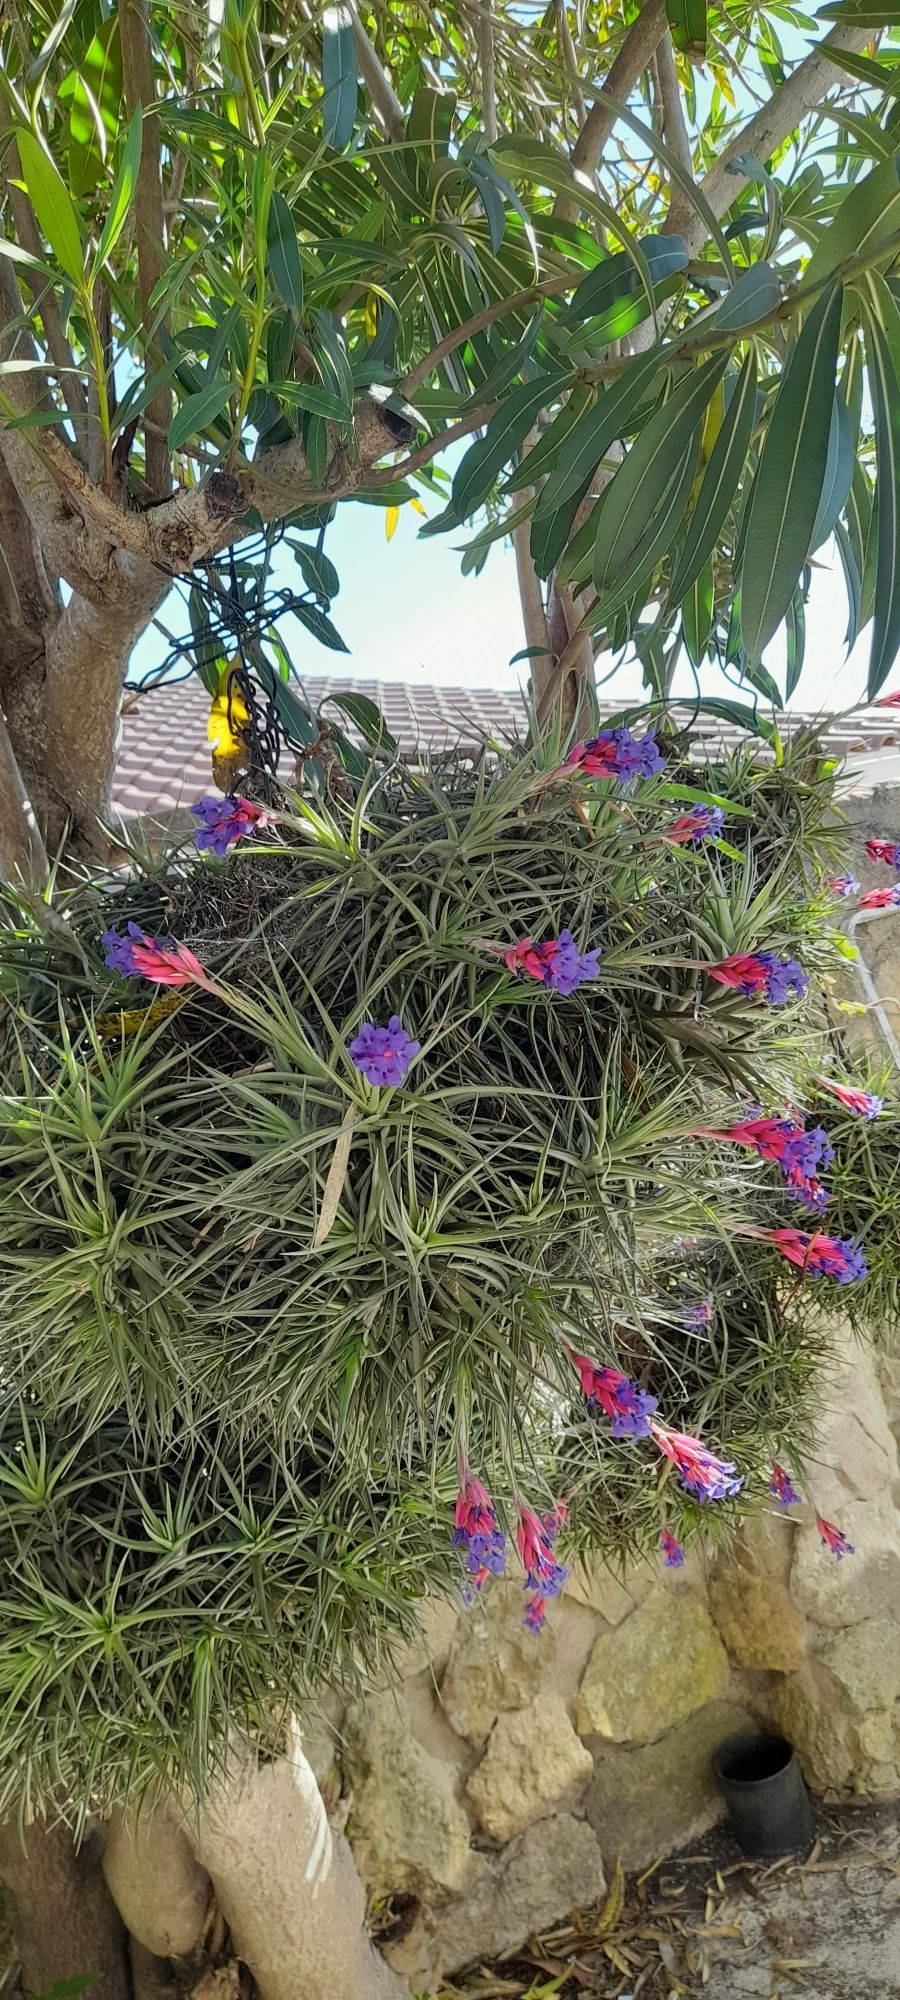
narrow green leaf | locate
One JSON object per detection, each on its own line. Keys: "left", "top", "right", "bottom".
{"left": 293, "top": 600, "right": 349, "bottom": 651}
{"left": 267, "top": 191, "right": 304, "bottom": 311}
{"left": 740, "top": 283, "right": 843, "bottom": 663}
{"left": 666, "top": 0, "right": 707, "bottom": 56}
{"left": 92, "top": 105, "right": 142, "bottom": 279}
{"left": 805, "top": 158, "right": 900, "bottom": 287}
{"left": 810, "top": 391, "right": 854, "bottom": 552}
{"left": 325, "top": 689, "right": 396, "bottom": 748}
{"left": 321, "top": 5, "right": 357, "bottom": 153}
{"left": 289, "top": 540, "right": 340, "bottom": 600}
{"left": 531, "top": 351, "right": 663, "bottom": 519}
{"left": 530, "top": 486, "right": 586, "bottom": 579}
{"left": 817, "top": 2, "right": 900, "bottom": 19}
{"left": 668, "top": 351, "right": 757, "bottom": 605}
{"left": 860, "top": 276, "right": 900, "bottom": 697}
{"left": 60, "top": 18, "right": 123, "bottom": 197}
{"left": 14, "top": 129, "right": 84, "bottom": 287}
{"left": 452, "top": 371, "right": 564, "bottom": 519}
{"left": 269, "top": 379, "right": 348, "bottom": 421}
{"left": 590, "top": 437, "right": 700, "bottom": 624}
{"left": 681, "top": 558, "right": 714, "bottom": 668}
{"left": 715, "top": 260, "right": 781, "bottom": 330}
{"left": 310, "top": 309, "right": 354, "bottom": 418}
{"left": 564, "top": 235, "right": 688, "bottom": 333}
{"left": 168, "top": 380, "right": 233, "bottom": 450}
{"left": 26, "top": 0, "right": 80, "bottom": 84}
{"left": 693, "top": 697, "right": 778, "bottom": 745}
{"left": 785, "top": 584, "right": 807, "bottom": 698}
{"left": 818, "top": 42, "right": 900, "bottom": 94}
{"left": 834, "top": 518, "right": 862, "bottom": 651}
{"left": 594, "top": 354, "right": 729, "bottom": 598}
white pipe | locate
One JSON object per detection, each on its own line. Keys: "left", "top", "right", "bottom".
{"left": 845, "top": 906, "right": 900, "bottom": 1068}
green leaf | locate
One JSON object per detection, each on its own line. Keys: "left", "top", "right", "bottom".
{"left": 810, "top": 391, "right": 854, "bottom": 552}
{"left": 668, "top": 351, "right": 757, "bottom": 606}
{"left": 590, "top": 436, "right": 701, "bottom": 623}
{"left": 817, "top": 2, "right": 900, "bottom": 19}
{"left": 92, "top": 106, "right": 142, "bottom": 280}
{"left": 293, "top": 601, "right": 349, "bottom": 651}
{"left": 818, "top": 42, "right": 900, "bottom": 94}
{"left": 666, "top": 0, "right": 707, "bottom": 56}
{"left": 168, "top": 381, "right": 233, "bottom": 450}
{"left": 715, "top": 260, "right": 781, "bottom": 330}
{"left": 268, "top": 380, "right": 348, "bottom": 421}
{"left": 321, "top": 4, "right": 357, "bottom": 153}
{"left": 785, "top": 584, "right": 807, "bottom": 698}
{"left": 692, "top": 697, "right": 778, "bottom": 745}
{"left": 325, "top": 689, "right": 396, "bottom": 749}
{"left": 310, "top": 309, "right": 353, "bottom": 419}
{"left": 740, "top": 283, "right": 843, "bottom": 663}
{"left": 805, "top": 158, "right": 900, "bottom": 287}
{"left": 289, "top": 540, "right": 340, "bottom": 600}
{"left": 267, "top": 191, "right": 304, "bottom": 311}
{"left": 14, "top": 128, "right": 84, "bottom": 288}
{"left": 594, "top": 354, "right": 729, "bottom": 598}
{"left": 530, "top": 351, "right": 663, "bottom": 520}
{"left": 681, "top": 558, "right": 714, "bottom": 668}
{"left": 860, "top": 277, "right": 900, "bottom": 697}
{"left": 452, "top": 371, "right": 565, "bottom": 519}
{"left": 59, "top": 18, "right": 123, "bottom": 197}
{"left": 530, "top": 483, "right": 587, "bottom": 579}
{"left": 564, "top": 235, "right": 688, "bottom": 336}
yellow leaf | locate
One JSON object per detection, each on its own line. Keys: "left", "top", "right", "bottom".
{"left": 363, "top": 293, "right": 378, "bottom": 339}
{"left": 385, "top": 505, "right": 400, "bottom": 541}
{"left": 712, "top": 63, "right": 735, "bottom": 108}
{"left": 410, "top": 497, "right": 426, "bottom": 517}
{"left": 594, "top": 1856, "right": 625, "bottom": 1938}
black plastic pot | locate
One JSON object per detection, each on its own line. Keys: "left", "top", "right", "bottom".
{"left": 714, "top": 1733, "right": 814, "bottom": 1858}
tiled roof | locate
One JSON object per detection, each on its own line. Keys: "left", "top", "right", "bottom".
{"left": 113, "top": 675, "right": 900, "bottom": 821}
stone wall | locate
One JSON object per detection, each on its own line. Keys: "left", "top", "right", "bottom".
{"left": 304, "top": 1331, "right": 900, "bottom": 1992}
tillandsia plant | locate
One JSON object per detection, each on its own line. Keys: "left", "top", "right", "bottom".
{"left": 0, "top": 721, "right": 873, "bottom": 1821}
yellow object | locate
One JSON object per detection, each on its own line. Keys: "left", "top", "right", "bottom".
{"left": 96, "top": 993, "right": 185, "bottom": 1038}
{"left": 208, "top": 663, "right": 250, "bottom": 790}
{"left": 385, "top": 505, "right": 399, "bottom": 541}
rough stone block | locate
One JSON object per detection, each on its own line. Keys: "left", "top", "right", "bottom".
{"left": 466, "top": 1693, "right": 594, "bottom": 1843}
{"left": 583, "top": 1700, "right": 754, "bottom": 1871}
{"left": 709, "top": 1565, "right": 808, "bottom": 1674}
{"left": 343, "top": 1690, "right": 474, "bottom": 1899}
{"left": 441, "top": 1581, "right": 554, "bottom": 1746}
{"left": 575, "top": 1587, "right": 729, "bottom": 1744}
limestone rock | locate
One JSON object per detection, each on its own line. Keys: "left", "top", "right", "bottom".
{"left": 343, "top": 1690, "right": 473, "bottom": 1899}
{"left": 584, "top": 1700, "right": 754, "bottom": 1871}
{"left": 774, "top": 1665, "right": 858, "bottom": 1793}
{"left": 575, "top": 1588, "right": 729, "bottom": 1744}
{"left": 441, "top": 1581, "right": 554, "bottom": 1746}
{"left": 709, "top": 1565, "right": 807, "bottom": 1674}
{"left": 813, "top": 1341, "right": 898, "bottom": 1503}
{"left": 820, "top": 1616, "right": 900, "bottom": 1716}
{"left": 565, "top": 1562, "right": 653, "bottom": 1626}
{"left": 466, "top": 1694, "right": 593, "bottom": 1843}
{"left": 386, "top": 1596, "right": 460, "bottom": 1684}
{"left": 790, "top": 1495, "right": 900, "bottom": 1630}
{"left": 386, "top": 1813, "right": 607, "bottom": 1986}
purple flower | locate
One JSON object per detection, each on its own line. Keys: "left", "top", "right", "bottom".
{"left": 101, "top": 924, "right": 209, "bottom": 988}
{"left": 664, "top": 805, "right": 725, "bottom": 846}
{"left": 761, "top": 1229, "right": 868, "bottom": 1286}
{"left": 517, "top": 1504, "right": 569, "bottom": 1603}
{"left": 661, "top": 1527, "right": 686, "bottom": 1567}
{"left": 503, "top": 931, "right": 601, "bottom": 995}
{"left": 817, "top": 1514, "right": 854, "bottom": 1559}
{"left": 568, "top": 727, "right": 665, "bottom": 784}
{"left": 680, "top": 1301, "right": 713, "bottom": 1330}
{"left": 708, "top": 952, "right": 808, "bottom": 1005}
{"left": 769, "top": 1463, "right": 802, "bottom": 1509}
{"left": 827, "top": 875, "right": 860, "bottom": 899}
{"left": 348, "top": 1016, "right": 420, "bottom": 1086}
{"left": 566, "top": 1349, "right": 657, "bottom": 1438}
{"left": 191, "top": 794, "right": 269, "bottom": 856}
{"left": 652, "top": 1423, "right": 744, "bottom": 1502}
{"left": 102, "top": 919, "right": 147, "bottom": 974}
{"left": 454, "top": 1468, "right": 506, "bottom": 1587}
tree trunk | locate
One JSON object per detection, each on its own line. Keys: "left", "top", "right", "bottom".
{"left": 189, "top": 1734, "right": 409, "bottom": 2000}
{"left": 0, "top": 1818, "right": 130, "bottom": 2000}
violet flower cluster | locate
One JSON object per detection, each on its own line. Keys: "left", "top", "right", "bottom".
{"left": 567, "top": 727, "right": 665, "bottom": 783}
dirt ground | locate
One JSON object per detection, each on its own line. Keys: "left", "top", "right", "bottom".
{"left": 443, "top": 1801, "right": 900, "bottom": 2000}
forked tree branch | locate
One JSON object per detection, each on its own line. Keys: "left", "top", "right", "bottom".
{"left": 556, "top": 0, "right": 667, "bottom": 218}
{"left": 654, "top": 30, "right": 693, "bottom": 182}
{"left": 346, "top": 0, "right": 405, "bottom": 138}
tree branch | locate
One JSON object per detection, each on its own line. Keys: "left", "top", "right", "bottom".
{"left": 476, "top": 0, "right": 499, "bottom": 145}
{"left": 402, "top": 273, "right": 574, "bottom": 394}
{"left": 118, "top": 0, "right": 172, "bottom": 498}
{"left": 666, "top": 22, "right": 872, "bottom": 252}
{"left": 557, "top": 0, "right": 667, "bottom": 217}
{"left": 0, "top": 703, "right": 48, "bottom": 888}
{"left": 654, "top": 30, "right": 693, "bottom": 182}
{"left": 345, "top": 0, "right": 405, "bottom": 139}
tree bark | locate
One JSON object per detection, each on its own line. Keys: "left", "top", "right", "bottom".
{"left": 102, "top": 1805, "right": 210, "bottom": 1958}
{"left": 0, "top": 1818, "right": 130, "bottom": 2000}
{"left": 190, "top": 1734, "right": 408, "bottom": 2000}
{"left": 118, "top": 0, "right": 173, "bottom": 499}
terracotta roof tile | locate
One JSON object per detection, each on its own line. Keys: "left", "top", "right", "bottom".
{"left": 112, "top": 676, "right": 900, "bottom": 821}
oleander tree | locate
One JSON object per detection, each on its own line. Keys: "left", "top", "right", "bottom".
{"left": 3, "top": 4, "right": 900, "bottom": 1999}
{"left": 0, "top": 0, "right": 899, "bottom": 888}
